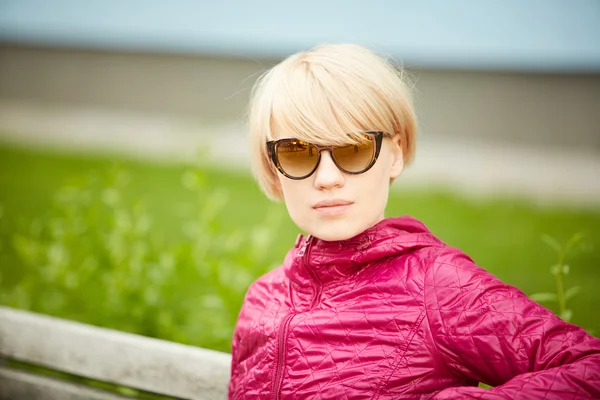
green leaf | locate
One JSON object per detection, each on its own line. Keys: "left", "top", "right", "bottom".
{"left": 561, "top": 309, "right": 573, "bottom": 322}
{"left": 529, "top": 292, "right": 558, "bottom": 302}
{"left": 541, "top": 234, "right": 562, "bottom": 254}
{"left": 564, "top": 233, "right": 586, "bottom": 259}
{"left": 565, "top": 233, "right": 583, "bottom": 250}
{"left": 564, "top": 286, "right": 581, "bottom": 301}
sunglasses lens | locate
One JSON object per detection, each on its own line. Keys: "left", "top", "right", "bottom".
{"left": 276, "top": 140, "right": 319, "bottom": 178}
{"left": 273, "top": 133, "right": 380, "bottom": 178}
{"left": 332, "top": 134, "right": 376, "bottom": 173}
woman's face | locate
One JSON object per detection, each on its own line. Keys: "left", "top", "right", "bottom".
{"left": 276, "top": 135, "right": 404, "bottom": 241}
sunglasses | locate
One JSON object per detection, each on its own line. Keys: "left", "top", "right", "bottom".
{"left": 266, "top": 131, "right": 385, "bottom": 180}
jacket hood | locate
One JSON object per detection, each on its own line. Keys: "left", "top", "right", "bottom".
{"left": 289, "top": 215, "right": 444, "bottom": 285}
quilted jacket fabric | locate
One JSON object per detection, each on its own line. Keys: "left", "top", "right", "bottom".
{"left": 229, "top": 216, "right": 600, "bottom": 399}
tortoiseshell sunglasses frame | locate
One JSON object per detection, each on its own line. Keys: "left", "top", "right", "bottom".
{"left": 266, "top": 131, "right": 386, "bottom": 180}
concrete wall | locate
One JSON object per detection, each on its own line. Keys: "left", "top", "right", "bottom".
{"left": 1, "top": 44, "right": 599, "bottom": 150}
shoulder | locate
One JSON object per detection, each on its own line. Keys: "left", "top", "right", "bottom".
{"left": 422, "top": 245, "right": 551, "bottom": 323}
{"left": 424, "top": 245, "right": 503, "bottom": 293}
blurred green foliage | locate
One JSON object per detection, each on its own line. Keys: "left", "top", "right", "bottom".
{"left": 530, "top": 233, "right": 591, "bottom": 332}
{"left": 0, "top": 143, "right": 598, "bottom": 352}
{"left": 0, "top": 149, "right": 285, "bottom": 352}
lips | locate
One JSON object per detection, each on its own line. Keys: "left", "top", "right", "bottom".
{"left": 312, "top": 199, "right": 354, "bottom": 216}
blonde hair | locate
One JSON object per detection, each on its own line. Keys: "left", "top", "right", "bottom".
{"left": 248, "top": 43, "right": 417, "bottom": 200}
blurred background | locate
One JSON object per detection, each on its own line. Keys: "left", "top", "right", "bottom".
{"left": 0, "top": 0, "right": 599, "bottom": 352}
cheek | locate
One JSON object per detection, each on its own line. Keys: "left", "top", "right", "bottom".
{"left": 364, "top": 152, "right": 393, "bottom": 189}
{"left": 278, "top": 175, "right": 298, "bottom": 200}
{"left": 278, "top": 176, "right": 308, "bottom": 217}
{"left": 354, "top": 155, "right": 392, "bottom": 210}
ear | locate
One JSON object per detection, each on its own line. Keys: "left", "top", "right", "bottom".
{"left": 389, "top": 134, "right": 404, "bottom": 179}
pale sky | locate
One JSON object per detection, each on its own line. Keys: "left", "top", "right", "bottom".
{"left": 1, "top": 0, "right": 599, "bottom": 72}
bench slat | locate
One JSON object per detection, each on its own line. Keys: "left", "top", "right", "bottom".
{"left": 0, "top": 368, "right": 130, "bottom": 400}
{"left": 0, "top": 306, "right": 231, "bottom": 400}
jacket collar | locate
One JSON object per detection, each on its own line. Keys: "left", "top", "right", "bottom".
{"left": 288, "top": 215, "right": 443, "bottom": 286}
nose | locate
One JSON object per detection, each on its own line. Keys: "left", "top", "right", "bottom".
{"left": 313, "top": 150, "right": 345, "bottom": 190}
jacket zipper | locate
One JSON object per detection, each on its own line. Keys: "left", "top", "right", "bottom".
{"left": 272, "top": 236, "right": 316, "bottom": 399}
{"left": 303, "top": 238, "right": 322, "bottom": 309}
{"left": 297, "top": 235, "right": 311, "bottom": 256}
{"left": 297, "top": 235, "right": 321, "bottom": 308}
{"left": 272, "top": 312, "right": 295, "bottom": 400}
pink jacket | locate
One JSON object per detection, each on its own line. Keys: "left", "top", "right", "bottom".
{"left": 229, "top": 216, "right": 600, "bottom": 399}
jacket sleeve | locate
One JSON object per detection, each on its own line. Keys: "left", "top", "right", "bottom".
{"left": 228, "top": 281, "right": 254, "bottom": 399}
{"left": 228, "top": 324, "right": 240, "bottom": 399}
{"left": 229, "top": 281, "right": 256, "bottom": 399}
{"left": 424, "top": 247, "right": 600, "bottom": 399}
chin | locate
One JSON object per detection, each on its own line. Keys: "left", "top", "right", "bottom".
{"left": 309, "top": 221, "right": 363, "bottom": 242}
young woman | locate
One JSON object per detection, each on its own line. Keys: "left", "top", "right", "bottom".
{"left": 228, "top": 43, "right": 600, "bottom": 399}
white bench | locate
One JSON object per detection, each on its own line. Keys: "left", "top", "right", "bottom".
{"left": 0, "top": 306, "right": 231, "bottom": 399}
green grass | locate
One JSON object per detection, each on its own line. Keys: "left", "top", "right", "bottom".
{"left": 0, "top": 142, "right": 598, "bottom": 345}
